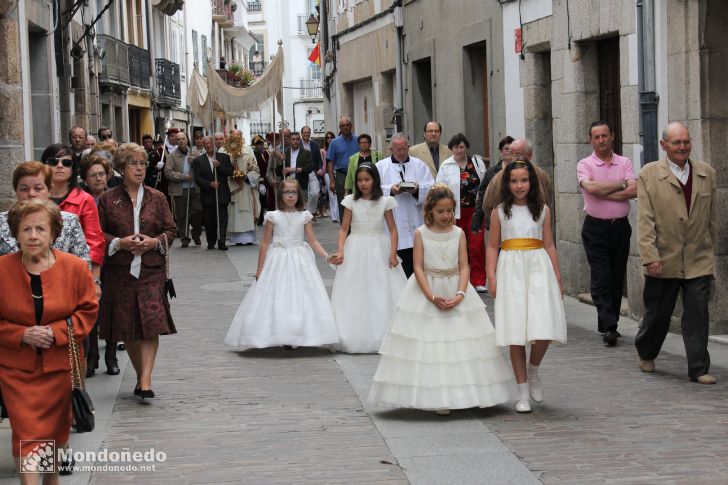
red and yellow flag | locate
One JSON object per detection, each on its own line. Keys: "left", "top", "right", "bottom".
{"left": 308, "top": 42, "right": 321, "bottom": 66}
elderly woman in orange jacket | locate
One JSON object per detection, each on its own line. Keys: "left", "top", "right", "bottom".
{"left": 0, "top": 199, "right": 97, "bottom": 477}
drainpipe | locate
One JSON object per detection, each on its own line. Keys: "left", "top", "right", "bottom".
{"left": 637, "top": 0, "right": 659, "bottom": 165}
{"left": 393, "top": 1, "right": 404, "bottom": 132}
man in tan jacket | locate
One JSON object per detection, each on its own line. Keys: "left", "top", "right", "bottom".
{"left": 409, "top": 121, "right": 451, "bottom": 177}
{"left": 636, "top": 122, "right": 717, "bottom": 384}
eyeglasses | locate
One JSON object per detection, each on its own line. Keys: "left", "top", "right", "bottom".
{"left": 282, "top": 190, "right": 298, "bottom": 196}
{"left": 99, "top": 134, "right": 112, "bottom": 141}
{"left": 666, "top": 139, "right": 692, "bottom": 147}
{"left": 45, "top": 158, "right": 73, "bottom": 168}
{"left": 127, "top": 161, "right": 149, "bottom": 168}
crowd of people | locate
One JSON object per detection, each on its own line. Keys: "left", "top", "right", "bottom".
{"left": 0, "top": 117, "right": 717, "bottom": 482}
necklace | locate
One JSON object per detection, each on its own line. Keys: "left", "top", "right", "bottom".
{"left": 429, "top": 228, "right": 452, "bottom": 261}
{"left": 281, "top": 210, "right": 297, "bottom": 225}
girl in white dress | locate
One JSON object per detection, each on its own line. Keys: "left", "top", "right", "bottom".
{"left": 331, "top": 164, "right": 407, "bottom": 353}
{"left": 486, "top": 160, "right": 567, "bottom": 413}
{"left": 224, "top": 179, "right": 340, "bottom": 350}
{"left": 368, "top": 184, "right": 513, "bottom": 414}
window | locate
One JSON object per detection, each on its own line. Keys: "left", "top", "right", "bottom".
{"left": 201, "top": 34, "right": 208, "bottom": 75}
{"left": 192, "top": 30, "right": 199, "bottom": 70}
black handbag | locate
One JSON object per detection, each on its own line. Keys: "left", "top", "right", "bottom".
{"left": 0, "top": 388, "right": 8, "bottom": 420}
{"left": 67, "top": 317, "right": 95, "bottom": 433}
{"left": 162, "top": 234, "right": 176, "bottom": 298}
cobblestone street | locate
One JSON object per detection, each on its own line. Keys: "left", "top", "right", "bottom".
{"left": 2, "top": 219, "right": 728, "bottom": 484}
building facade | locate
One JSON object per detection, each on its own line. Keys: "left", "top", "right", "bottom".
{"left": 501, "top": 0, "right": 728, "bottom": 329}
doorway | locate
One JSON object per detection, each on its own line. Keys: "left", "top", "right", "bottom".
{"left": 353, "top": 80, "right": 373, "bottom": 138}
{"left": 463, "top": 42, "right": 490, "bottom": 160}
{"left": 412, "top": 58, "right": 432, "bottom": 140}
{"left": 597, "top": 37, "right": 622, "bottom": 155}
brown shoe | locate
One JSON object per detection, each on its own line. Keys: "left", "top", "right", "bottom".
{"left": 639, "top": 359, "right": 655, "bottom": 373}
{"left": 696, "top": 374, "right": 716, "bottom": 385}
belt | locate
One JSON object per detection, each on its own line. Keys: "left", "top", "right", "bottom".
{"left": 423, "top": 266, "right": 459, "bottom": 277}
{"left": 501, "top": 238, "right": 544, "bottom": 250}
{"left": 585, "top": 214, "right": 629, "bottom": 225}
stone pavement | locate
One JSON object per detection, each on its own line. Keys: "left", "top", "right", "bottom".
{"left": 2, "top": 215, "right": 728, "bottom": 484}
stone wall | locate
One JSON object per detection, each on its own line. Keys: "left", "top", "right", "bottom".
{"left": 402, "top": 0, "right": 505, "bottom": 161}
{"left": 0, "top": 5, "right": 23, "bottom": 210}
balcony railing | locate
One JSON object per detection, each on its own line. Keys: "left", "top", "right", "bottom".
{"left": 216, "top": 69, "right": 242, "bottom": 88}
{"left": 297, "top": 14, "right": 309, "bottom": 34}
{"left": 251, "top": 60, "right": 266, "bottom": 76}
{"left": 212, "top": 0, "right": 234, "bottom": 28}
{"left": 250, "top": 121, "right": 271, "bottom": 135}
{"left": 299, "top": 78, "right": 322, "bottom": 98}
{"left": 98, "top": 34, "right": 129, "bottom": 87}
{"left": 129, "top": 45, "right": 151, "bottom": 90}
{"left": 155, "top": 58, "right": 181, "bottom": 107}
{"left": 247, "top": 1, "right": 261, "bottom": 11}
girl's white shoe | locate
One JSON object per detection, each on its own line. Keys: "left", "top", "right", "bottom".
{"left": 515, "top": 398, "right": 531, "bottom": 413}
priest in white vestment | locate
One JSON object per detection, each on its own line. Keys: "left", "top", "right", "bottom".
{"left": 223, "top": 131, "right": 260, "bottom": 245}
{"left": 376, "top": 133, "right": 434, "bottom": 277}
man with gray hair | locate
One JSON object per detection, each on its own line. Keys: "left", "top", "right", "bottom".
{"left": 481, "top": 138, "right": 552, "bottom": 218}
{"left": 376, "top": 133, "right": 434, "bottom": 277}
{"left": 635, "top": 122, "right": 717, "bottom": 384}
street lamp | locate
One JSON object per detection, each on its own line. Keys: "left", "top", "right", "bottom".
{"left": 305, "top": 14, "right": 319, "bottom": 44}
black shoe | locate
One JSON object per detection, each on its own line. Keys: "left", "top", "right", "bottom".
{"left": 117, "top": 343, "right": 126, "bottom": 351}
{"left": 235, "top": 243, "right": 244, "bottom": 246}
{"left": 218, "top": 244, "right": 228, "bottom": 251}
{"left": 603, "top": 330, "right": 619, "bottom": 347}
{"left": 208, "top": 245, "right": 216, "bottom": 250}
{"left": 106, "top": 365, "right": 120, "bottom": 375}
{"left": 193, "top": 236, "right": 202, "bottom": 245}
{"left": 181, "top": 240, "right": 190, "bottom": 248}
{"left": 139, "top": 389, "right": 155, "bottom": 399}
{"left": 134, "top": 385, "right": 141, "bottom": 396}
{"left": 86, "top": 367, "right": 96, "bottom": 378}
{"left": 58, "top": 455, "right": 75, "bottom": 476}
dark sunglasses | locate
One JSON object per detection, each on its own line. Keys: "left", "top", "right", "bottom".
{"left": 99, "top": 134, "right": 112, "bottom": 140}
{"left": 45, "top": 158, "right": 73, "bottom": 168}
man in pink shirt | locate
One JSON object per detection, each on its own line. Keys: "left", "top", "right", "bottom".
{"left": 577, "top": 121, "right": 637, "bottom": 346}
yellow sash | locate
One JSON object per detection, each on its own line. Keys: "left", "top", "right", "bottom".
{"left": 501, "top": 238, "right": 544, "bottom": 250}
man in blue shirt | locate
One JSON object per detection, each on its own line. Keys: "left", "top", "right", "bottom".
{"left": 326, "top": 116, "right": 359, "bottom": 222}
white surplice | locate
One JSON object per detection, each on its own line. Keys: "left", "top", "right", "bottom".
{"left": 376, "top": 156, "right": 434, "bottom": 250}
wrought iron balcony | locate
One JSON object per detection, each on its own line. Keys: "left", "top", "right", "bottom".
{"left": 98, "top": 34, "right": 129, "bottom": 87}
{"left": 247, "top": 1, "right": 261, "bottom": 12}
{"left": 299, "top": 78, "right": 322, "bottom": 98}
{"left": 155, "top": 58, "right": 181, "bottom": 107}
{"left": 250, "top": 121, "right": 272, "bottom": 135}
{"left": 128, "top": 45, "right": 151, "bottom": 90}
{"left": 212, "top": 0, "right": 234, "bottom": 28}
{"left": 297, "top": 14, "right": 309, "bottom": 34}
{"left": 251, "top": 60, "right": 266, "bottom": 76}
{"left": 216, "top": 69, "right": 242, "bottom": 88}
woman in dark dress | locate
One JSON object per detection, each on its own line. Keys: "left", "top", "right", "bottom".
{"left": 98, "top": 143, "right": 176, "bottom": 399}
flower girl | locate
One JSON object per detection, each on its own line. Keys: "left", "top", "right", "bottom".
{"left": 224, "top": 179, "right": 339, "bottom": 350}
{"left": 368, "top": 184, "right": 513, "bottom": 414}
{"left": 331, "top": 164, "right": 407, "bottom": 353}
{"left": 486, "top": 160, "right": 567, "bottom": 413}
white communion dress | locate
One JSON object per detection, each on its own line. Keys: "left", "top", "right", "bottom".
{"left": 494, "top": 204, "right": 567, "bottom": 346}
{"left": 330, "top": 195, "right": 407, "bottom": 353}
{"left": 368, "top": 225, "right": 513, "bottom": 410}
{"left": 224, "top": 210, "right": 339, "bottom": 350}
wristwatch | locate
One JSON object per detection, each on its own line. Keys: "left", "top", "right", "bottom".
{"left": 620, "top": 180, "right": 627, "bottom": 190}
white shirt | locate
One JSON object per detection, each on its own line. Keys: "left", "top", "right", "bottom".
{"left": 668, "top": 158, "right": 690, "bottom": 185}
{"left": 290, "top": 148, "right": 300, "bottom": 169}
{"left": 206, "top": 153, "right": 216, "bottom": 172}
{"left": 376, "top": 156, "right": 435, "bottom": 250}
